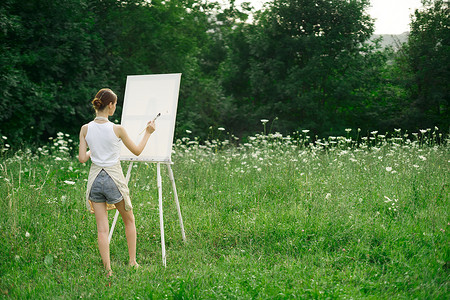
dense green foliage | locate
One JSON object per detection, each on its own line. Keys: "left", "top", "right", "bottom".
{"left": 406, "top": 0, "right": 449, "bottom": 128}
{"left": 0, "top": 130, "right": 449, "bottom": 298}
{"left": 0, "top": 0, "right": 448, "bottom": 146}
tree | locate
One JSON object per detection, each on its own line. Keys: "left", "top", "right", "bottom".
{"left": 405, "top": 0, "right": 449, "bottom": 130}
{"left": 219, "top": 0, "right": 376, "bottom": 136}
{"left": 0, "top": 0, "right": 112, "bottom": 145}
{"left": 0, "top": 0, "right": 224, "bottom": 144}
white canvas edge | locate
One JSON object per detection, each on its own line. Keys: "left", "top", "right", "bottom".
{"left": 119, "top": 73, "right": 181, "bottom": 163}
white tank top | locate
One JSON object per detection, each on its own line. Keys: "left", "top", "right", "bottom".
{"left": 85, "top": 121, "right": 121, "bottom": 167}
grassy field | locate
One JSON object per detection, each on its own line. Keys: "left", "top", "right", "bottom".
{"left": 0, "top": 129, "right": 449, "bottom": 299}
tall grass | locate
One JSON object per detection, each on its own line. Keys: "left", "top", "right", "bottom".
{"left": 0, "top": 128, "right": 449, "bottom": 298}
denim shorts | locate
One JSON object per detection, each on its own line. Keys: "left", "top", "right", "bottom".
{"left": 89, "top": 169, "right": 123, "bottom": 204}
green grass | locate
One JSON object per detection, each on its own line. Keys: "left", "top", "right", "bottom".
{"left": 0, "top": 130, "right": 449, "bottom": 298}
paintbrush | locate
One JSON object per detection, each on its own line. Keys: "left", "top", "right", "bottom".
{"left": 139, "top": 113, "right": 161, "bottom": 135}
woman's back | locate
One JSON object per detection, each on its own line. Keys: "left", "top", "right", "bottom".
{"left": 85, "top": 121, "right": 121, "bottom": 167}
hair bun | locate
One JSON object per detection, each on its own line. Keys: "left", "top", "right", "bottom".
{"left": 92, "top": 98, "right": 103, "bottom": 109}
{"left": 92, "top": 88, "right": 117, "bottom": 111}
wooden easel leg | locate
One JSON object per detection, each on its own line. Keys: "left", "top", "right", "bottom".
{"left": 109, "top": 162, "right": 134, "bottom": 243}
{"left": 166, "top": 164, "right": 186, "bottom": 242}
{"left": 157, "top": 163, "right": 167, "bottom": 267}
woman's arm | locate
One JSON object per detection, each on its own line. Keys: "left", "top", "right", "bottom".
{"left": 78, "top": 125, "right": 91, "bottom": 163}
{"left": 115, "top": 121, "right": 155, "bottom": 156}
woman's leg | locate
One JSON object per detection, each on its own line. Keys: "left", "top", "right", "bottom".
{"left": 92, "top": 201, "right": 112, "bottom": 275}
{"left": 115, "top": 200, "right": 138, "bottom": 266}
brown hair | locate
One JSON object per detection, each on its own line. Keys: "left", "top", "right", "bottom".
{"left": 92, "top": 88, "right": 117, "bottom": 111}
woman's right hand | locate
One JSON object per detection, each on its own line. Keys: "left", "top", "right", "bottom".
{"left": 146, "top": 120, "right": 156, "bottom": 134}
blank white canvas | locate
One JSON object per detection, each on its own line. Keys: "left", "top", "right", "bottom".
{"left": 120, "top": 73, "right": 181, "bottom": 162}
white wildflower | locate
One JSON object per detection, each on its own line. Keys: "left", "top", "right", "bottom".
{"left": 418, "top": 155, "right": 427, "bottom": 161}
{"left": 260, "top": 119, "right": 269, "bottom": 124}
{"left": 386, "top": 167, "right": 392, "bottom": 172}
{"left": 272, "top": 132, "right": 283, "bottom": 138}
{"left": 25, "top": 231, "right": 31, "bottom": 238}
{"left": 64, "top": 180, "right": 75, "bottom": 185}
{"left": 185, "top": 130, "right": 192, "bottom": 134}
{"left": 218, "top": 127, "right": 225, "bottom": 131}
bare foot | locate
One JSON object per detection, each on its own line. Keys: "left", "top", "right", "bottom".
{"left": 106, "top": 269, "right": 113, "bottom": 277}
{"left": 129, "top": 262, "right": 140, "bottom": 268}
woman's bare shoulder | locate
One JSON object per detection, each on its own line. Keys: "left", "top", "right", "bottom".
{"left": 113, "top": 124, "right": 125, "bottom": 138}
{"left": 80, "top": 123, "right": 89, "bottom": 135}
{"left": 113, "top": 124, "right": 125, "bottom": 132}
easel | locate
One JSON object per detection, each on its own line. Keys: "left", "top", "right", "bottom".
{"left": 113, "top": 72, "right": 184, "bottom": 266}
{"left": 108, "top": 160, "right": 186, "bottom": 267}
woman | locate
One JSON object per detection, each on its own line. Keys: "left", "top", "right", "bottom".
{"left": 78, "top": 88, "right": 155, "bottom": 276}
